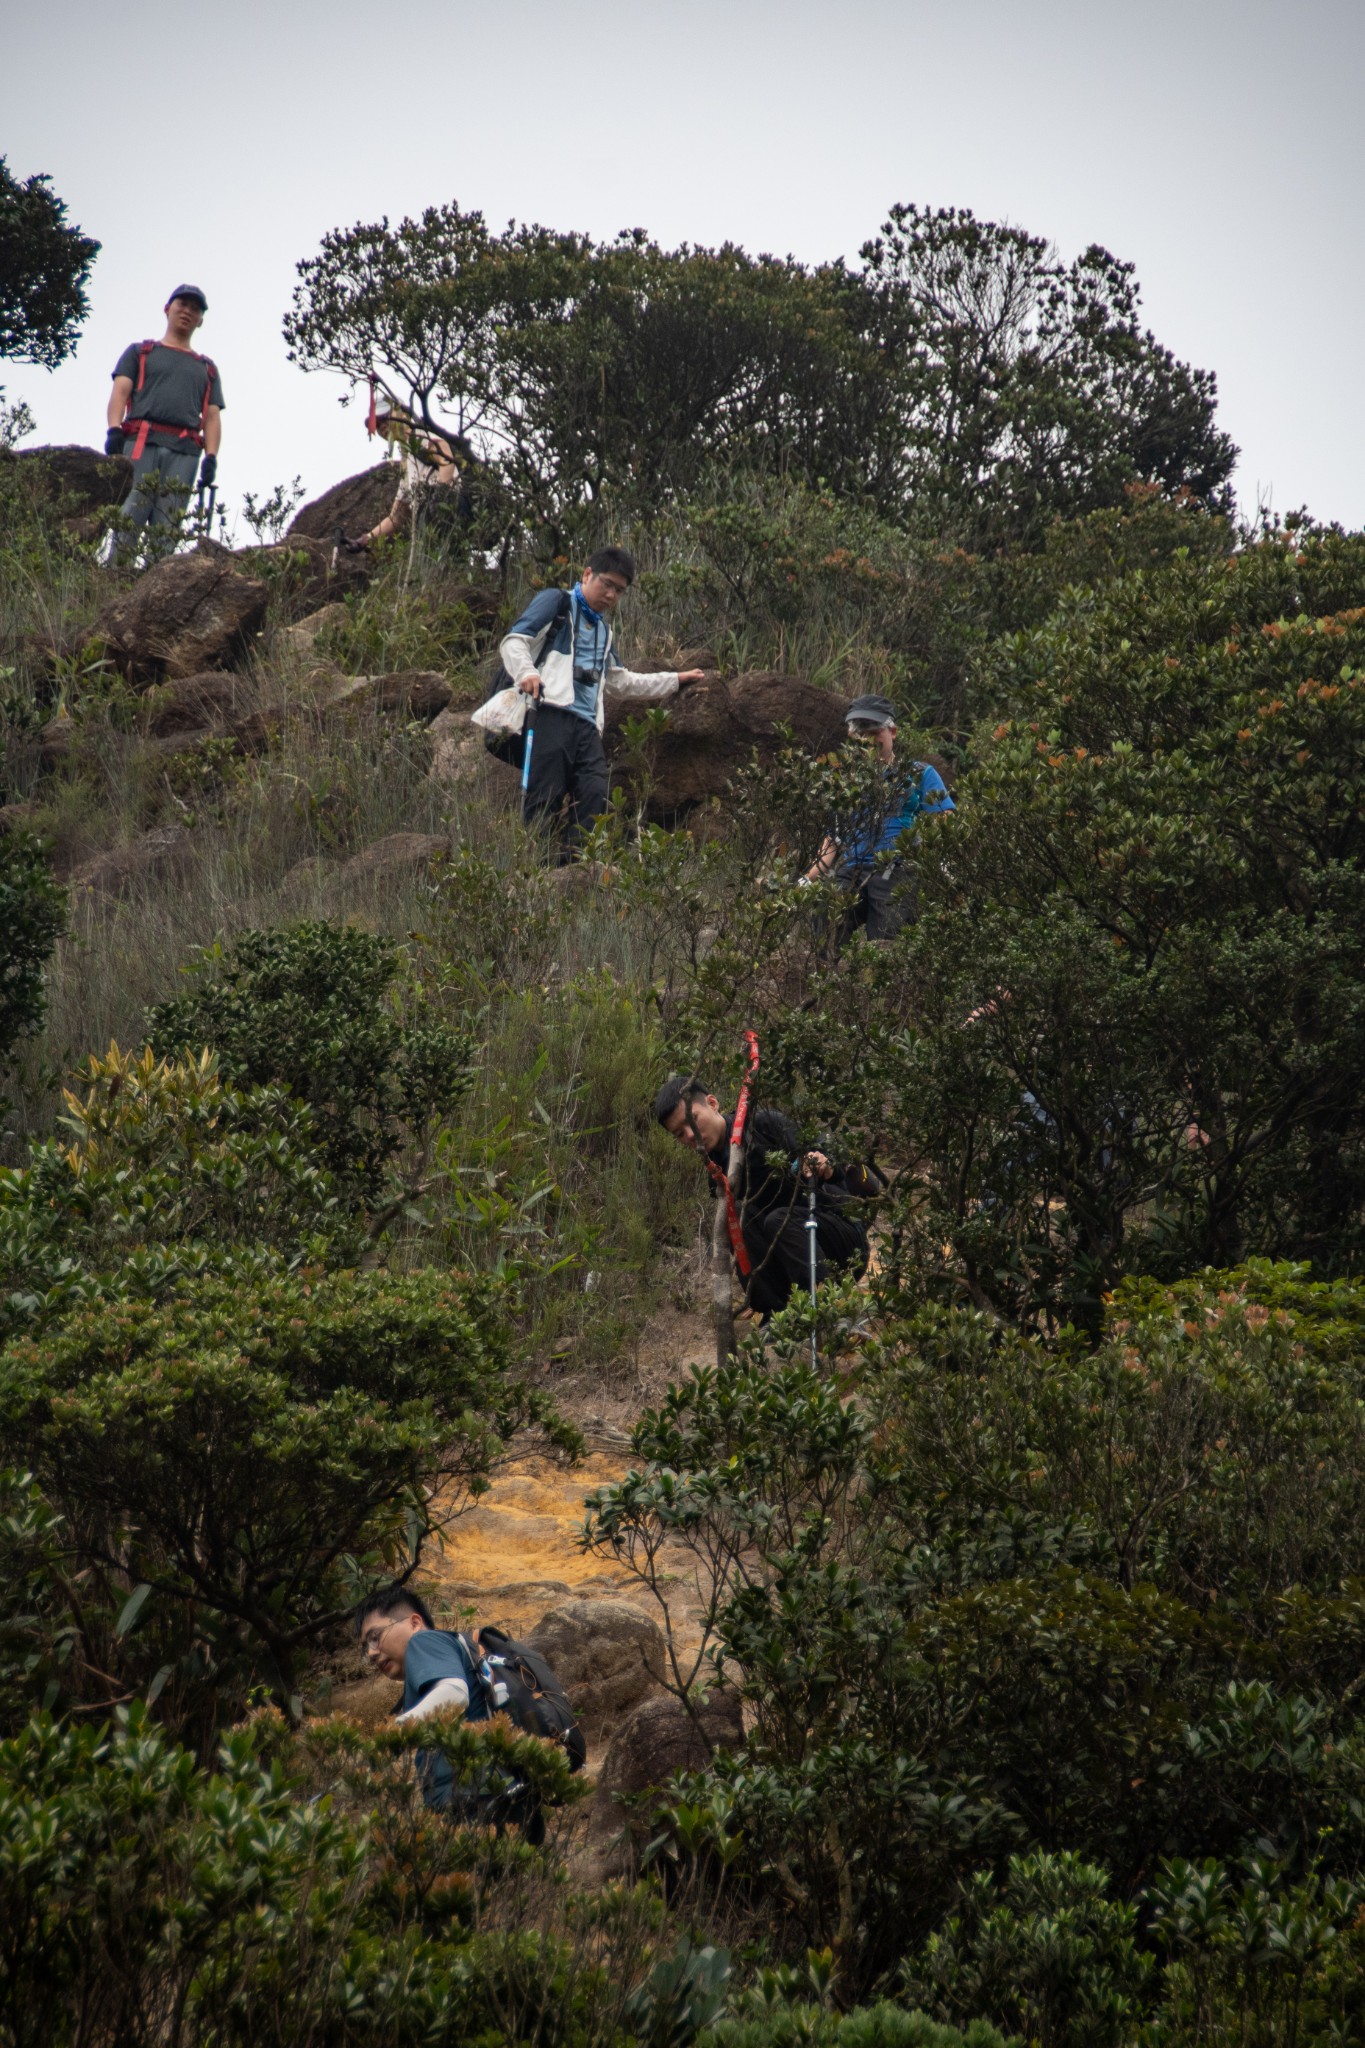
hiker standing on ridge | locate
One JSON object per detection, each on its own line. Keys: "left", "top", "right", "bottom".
{"left": 344, "top": 399, "right": 468, "bottom": 552}
{"left": 500, "top": 548, "right": 706, "bottom": 863}
{"left": 654, "top": 1075, "right": 877, "bottom": 1319}
{"left": 802, "top": 693, "right": 954, "bottom": 942}
{"left": 106, "top": 286, "right": 222, "bottom": 548}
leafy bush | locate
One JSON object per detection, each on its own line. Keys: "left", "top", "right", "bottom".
{"left": 148, "top": 920, "right": 471, "bottom": 1216}
{"left": 0, "top": 1703, "right": 599, "bottom": 2048}
{"left": 0, "top": 1264, "right": 570, "bottom": 1728}
{"left": 0, "top": 1043, "right": 350, "bottom": 1338}
{"left": 0, "top": 825, "right": 64, "bottom": 1085}
{"left": 587, "top": 1266, "right": 1365, "bottom": 2001}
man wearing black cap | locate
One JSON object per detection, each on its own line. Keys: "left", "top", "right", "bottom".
{"left": 801, "top": 694, "right": 954, "bottom": 940}
{"left": 106, "top": 287, "right": 223, "bottom": 547}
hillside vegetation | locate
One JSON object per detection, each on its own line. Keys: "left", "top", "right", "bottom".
{"left": 2, "top": 192, "right": 1365, "bottom": 2046}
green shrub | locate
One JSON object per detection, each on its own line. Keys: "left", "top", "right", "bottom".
{"left": 0, "top": 1264, "right": 571, "bottom": 1728}
{"left": 148, "top": 920, "right": 471, "bottom": 1215}
{"left": 587, "top": 1268, "right": 1365, "bottom": 1999}
{"left": 0, "top": 1042, "right": 351, "bottom": 1338}
{"left": 0, "top": 825, "right": 64, "bottom": 1086}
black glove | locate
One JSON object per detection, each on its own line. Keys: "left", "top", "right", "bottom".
{"left": 340, "top": 532, "right": 370, "bottom": 554}
{"left": 104, "top": 427, "right": 125, "bottom": 457}
{"left": 198, "top": 452, "right": 217, "bottom": 488}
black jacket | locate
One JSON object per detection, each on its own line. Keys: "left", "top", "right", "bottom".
{"left": 709, "top": 1107, "right": 873, "bottom": 1221}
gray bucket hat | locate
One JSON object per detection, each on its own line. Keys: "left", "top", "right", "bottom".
{"left": 845, "top": 693, "right": 897, "bottom": 728}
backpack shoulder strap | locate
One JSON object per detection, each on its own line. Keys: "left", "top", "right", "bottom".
{"left": 134, "top": 340, "right": 157, "bottom": 395}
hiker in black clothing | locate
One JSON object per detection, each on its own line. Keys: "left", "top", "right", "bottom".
{"left": 107, "top": 285, "right": 222, "bottom": 549}
{"left": 654, "top": 1076, "right": 875, "bottom": 1317}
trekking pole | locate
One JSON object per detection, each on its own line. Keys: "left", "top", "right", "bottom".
{"left": 805, "top": 1178, "right": 820, "bottom": 1370}
{"left": 520, "top": 690, "right": 539, "bottom": 824}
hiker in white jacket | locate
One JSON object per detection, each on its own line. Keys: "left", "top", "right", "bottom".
{"left": 499, "top": 546, "right": 704, "bottom": 862}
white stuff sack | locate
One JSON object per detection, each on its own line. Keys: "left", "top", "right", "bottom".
{"left": 471, "top": 686, "right": 526, "bottom": 736}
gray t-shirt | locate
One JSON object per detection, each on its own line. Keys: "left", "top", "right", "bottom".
{"left": 113, "top": 342, "right": 225, "bottom": 449}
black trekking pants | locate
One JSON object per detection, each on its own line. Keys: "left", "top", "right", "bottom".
{"left": 740, "top": 1202, "right": 868, "bottom": 1318}
{"left": 524, "top": 704, "right": 610, "bottom": 863}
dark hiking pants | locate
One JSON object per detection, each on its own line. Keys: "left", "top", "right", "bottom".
{"left": 524, "top": 703, "right": 610, "bottom": 862}
{"left": 740, "top": 1201, "right": 869, "bottom": 1318}
{"left": 118, "top": 442, "right": 201, "bottom": 546}
{"left": 838, "top": 862, "right": 918, "bottom": 942}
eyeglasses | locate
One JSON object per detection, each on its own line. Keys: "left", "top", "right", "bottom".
{"left": 360, "top": 1622, "right": 396, "bottom": 1653}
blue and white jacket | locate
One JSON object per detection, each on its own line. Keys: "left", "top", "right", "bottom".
{"left": 498, "top": 586, "right": 680, "bottom": 733}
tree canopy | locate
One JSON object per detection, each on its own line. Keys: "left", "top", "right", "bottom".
{"left": 0, "top": 159, "right": 99, "bottom": 369}
{"left": 283, "top": 201, "right": 1236, "bottom": 551}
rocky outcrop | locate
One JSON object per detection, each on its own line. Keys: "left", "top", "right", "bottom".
{"left": 584, "top": 1688, "right": 744, "bottom": 1877}
{"left": 6, "top": 443, "right": 132, "bottom": 537}
{"left": 94, "top": 545, "right": 268, "bottom": 682}
{"left": 335, "top": 831, "right": 451, "bottom": 883}
{"left": 526, "top": 1598, "right": 665, "bottom": 1738}
{"left": 234, "top": 533, "right": 371, "bottom": 619}
{"left": 287, "top": 461, "right": 400, "bottom": 543}
{"left": 322, "top": 670, "right": 451, "bottom": 722}
{"left": 67, "top": 824, "right": 193, "bottom": 898}
{"left": 140, "top": 671, "right": 255, "bottom": 738}
{"left": 276, "top": 602, "right": 347, "bottom": 663}
{"left": 605, "top": 671, "right": 846, "bottom": 823}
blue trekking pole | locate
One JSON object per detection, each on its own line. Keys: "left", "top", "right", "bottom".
{"left": 520, "top": 689, "right": 539, "bottom": 822}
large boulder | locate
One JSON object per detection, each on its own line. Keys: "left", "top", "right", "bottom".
{"left": 604, "top": 671, "right": 846, "bottom": 823}
{"left": 5, "top": 443, "right": 131, "bottom": 537}
{"left": 234, "top": 533, "right": 371, "bottom": 619}
{"left": 526, "top": 1598, "right": 664, "bottom": 1738}
{"left": 94, "top": 545, "right": 268, "bottom": 682}
{"left": 288, "top": 460, "right": 399, "bottom": 543}
{"left": 336, "top": 831, "right": 451, "bottom": 884}
{"left": 322, "top": 670, "right": 451, "bottom": 722}
{"left": 140, "top": 670, "right": 256, "bottom": 738}
{"left": 584, "top": 1688, "right": 744, "bottom": 1877}
{"left": 67, "top": 824, "right": 193, "bottom": 899}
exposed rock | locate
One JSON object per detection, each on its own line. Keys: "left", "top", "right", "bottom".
{"left": 287, "top": 460, "right": 400, "bottom": 543}
{"left": 323, "top": 669, "right": 451, "bottom": 722}
{"left": 235, "top": 533, "right": 371, "bottom": 619}
{"left": 586, "top": 1689, "right": 744, "bottom": 1876}
{"left": 140, "top": 671, "right": 255, "bottom": 738}
{"left": 336, "top": 831, "right": 451, "bottom": 884}
{"left": 603, "top": 671, "right": 846, "bottom": 823}
{"left": 526, "top": 1598, "right": 664, "bottom": 1737}
{"left": 67, "top": 824, "right": 193, "bottom": 898}
{"left": 94, "top": 545, "right": 268, "bottom": 683}
{"left": 276, "top": 601, "right": 348, "bottom": 662}
{"left": 36, "top": 710, "right": 76, "bottom": 773}
{"left": 5, "top": 443, "right": 132, "bottom": 536}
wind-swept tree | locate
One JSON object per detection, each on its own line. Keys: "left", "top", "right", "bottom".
{"left": 0, "top": 159, "right": 99, "bottom": 369}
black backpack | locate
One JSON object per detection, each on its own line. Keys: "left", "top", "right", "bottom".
{"left": 461, "top": 1626, "right": 587, "bottom": 1772}
{"left": 482, "top": 588, "right": 572, "bottom": 767}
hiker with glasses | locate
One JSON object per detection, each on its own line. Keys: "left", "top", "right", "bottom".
{"left": 357, "top": 1588, "right": 487, "bottom": 1812}
{"left": 343, "top": 401, "right": 469, "bottom": 553}
{"left": 802, "top": 693, "right": 954, "bottom": 942}
{"left": 106, "top": 285, "right": 222, "bottom": 550}
{"left": 501, "top": 547, "right": 706, "bottom": 864}
{"left": 654, "top": 1075, "right": 877, "bottom": 1320}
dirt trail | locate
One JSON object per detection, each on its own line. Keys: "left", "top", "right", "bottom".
{"left": 329, "top": 1304, "right": 717, "bottom": 1723}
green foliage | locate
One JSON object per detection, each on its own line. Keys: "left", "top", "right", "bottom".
{"left": 902, "top": 1853, "right": 1153, "bottom": 2047}
{"left": 704, "top": 2005, "right": 1010, "bottom": 2047}
{"left": 632, "top": 522, "right": 1365, "bottom": 1329}
{"left": 0, "top": 158, "right": 99, "bottom": 369}
{"left": 0, "top": 824, "right": 64, "bottom": 1083}
{"left": 0, "top": 1263, "right": 568, "bottom": 1725}
{"left": 587, "top": 1267, "right": 1365, "bottom": 2003}
{"left": 284, "top": 202, "right": 1232, "bottom": 553}
{"left": 148, "top": 919, "right": 471, "bottom": 1215}
{"left": 860, "top": 205, "right": 1235, "bottom": 547}
{"left": 0, "top": 1469, "right": 74, "bottom": 1730}
{"left": 0, "top": 1043, "right": 351, "bottom": 1337}
{"left": 0, "top": 1703, "right": 608, "bottom": 2048}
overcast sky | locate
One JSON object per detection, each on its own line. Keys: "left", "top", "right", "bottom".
{"left": 6, "top": 0, "right": 1363, "bottom": 534}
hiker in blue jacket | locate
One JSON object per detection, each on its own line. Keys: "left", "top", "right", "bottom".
{"left": 501, "top": 546, "right": 705, "bottom": 862}
{"left": 802, "top": 693, "right": 955, "bottom": 941}
{"left": 357, "top": 1586, "right": 488, "bottom": 1812}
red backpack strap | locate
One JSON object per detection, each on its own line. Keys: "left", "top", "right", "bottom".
{"left": 132, "top": 340, "right": 156, "bottom": 397}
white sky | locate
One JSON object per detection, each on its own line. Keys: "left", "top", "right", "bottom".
{"left": 5, "top": 0, "right": 1363, "bottom": 533}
